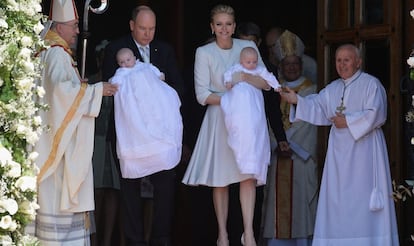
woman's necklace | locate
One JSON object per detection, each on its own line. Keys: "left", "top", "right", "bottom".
{"left": 336, "top": 72, "right": 362, "bottom": 113}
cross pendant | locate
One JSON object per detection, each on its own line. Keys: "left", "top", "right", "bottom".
{"left": 336, "top": 101, "right": 346, "bottom": 113}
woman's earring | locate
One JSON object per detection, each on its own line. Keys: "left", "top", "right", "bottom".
{"left": 212, "top": 30, "right": 214, "bottom": 35}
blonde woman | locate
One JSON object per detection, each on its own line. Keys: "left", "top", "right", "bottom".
{"left": 182, "top": 4, "right": 271, "bottom": 246}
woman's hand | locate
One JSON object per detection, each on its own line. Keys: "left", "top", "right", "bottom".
{"left": 234, "top": 72, "right": 270, "bottom": 90}
{"left": 225, "top": 82, "right": 234, "bottom": 89}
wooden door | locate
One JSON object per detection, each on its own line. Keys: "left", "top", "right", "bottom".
{"left": 317, "top": 0, "right": 406, "bottom": 242}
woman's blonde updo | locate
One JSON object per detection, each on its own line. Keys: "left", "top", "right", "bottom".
{"left": 210, "top": 4, "right": 235, "bottom": 22}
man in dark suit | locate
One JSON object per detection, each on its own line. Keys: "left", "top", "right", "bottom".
{"left": 101, "top": 5, "right": 184, "bottom": 246}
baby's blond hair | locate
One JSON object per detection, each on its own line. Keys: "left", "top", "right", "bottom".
{"left": 240, "top": 46, "right": 258, "bottom": 61}
{"left": 116, "top": 47, "right": 134, "bottom": 63}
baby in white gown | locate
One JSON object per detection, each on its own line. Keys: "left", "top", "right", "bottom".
{"left": 110, "top": 48, "right": 182, "bottom": 179}
{"left": 220, "top": 46, "right": 281, "bottom": 185}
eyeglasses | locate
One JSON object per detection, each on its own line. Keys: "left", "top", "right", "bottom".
{"left": 281, "top": 61, "right": 301, "bottom": 67}
{"left": 267, "top": 43, "right": 276, "bottom": 49}
{"left": 58, "top": 22, "right": 79, "bottom": 30}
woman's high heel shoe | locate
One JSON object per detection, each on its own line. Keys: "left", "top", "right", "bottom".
{"left": 217, "top": 238, "right": 229, "bottom": 246}
{"left": 241, "top": 233, "right": 257, "bottom": 246}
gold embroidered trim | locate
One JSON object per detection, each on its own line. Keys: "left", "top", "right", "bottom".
{"left": 275, "top": 156, "right": 294, "bottom": 238}
{"left": 37, "top": 83, "right": 88, "bottom": 184}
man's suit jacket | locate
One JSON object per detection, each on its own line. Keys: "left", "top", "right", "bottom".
{"left": 262, "top": 57, "right": 287, "bottom": 143}
{"left": 263, "top": 89, "right": 287, "bottom": 143}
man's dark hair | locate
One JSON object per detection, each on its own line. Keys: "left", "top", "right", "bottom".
{"left": 235, "top": 21, "right": 261, "bottom": 40}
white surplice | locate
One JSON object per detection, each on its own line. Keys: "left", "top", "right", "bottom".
{"left": 289, "top": 70, "right": 399, "bottom": 246}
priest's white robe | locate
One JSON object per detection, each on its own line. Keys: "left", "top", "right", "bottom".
{"left": 35, "top": 43, "right": 103, "bottom": 245}
{"left": 290, "top": 71, "right": 399, "bottom": 246}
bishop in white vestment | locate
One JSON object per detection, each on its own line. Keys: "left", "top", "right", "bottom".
{"left": 34, "top": 0, "right": 117, "bottom": 244}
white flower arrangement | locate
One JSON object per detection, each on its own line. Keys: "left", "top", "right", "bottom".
{"left": 406, "top": 9, "right": 414, "bottom": 145}
{"left": 0, "top": 0, "right": 46, "bottom": 244}
{"left": 407, "top": 56, "right": 414, "bottom": 68}
{"left": 392, "top": 180, "right": 414, "bottom": 202}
